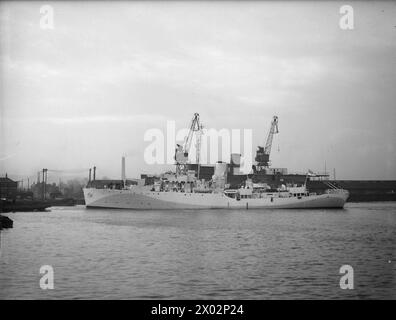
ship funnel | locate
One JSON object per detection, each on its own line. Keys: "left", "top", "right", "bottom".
{"left": 121, "top": 156, "right": 126, "bottom": 187}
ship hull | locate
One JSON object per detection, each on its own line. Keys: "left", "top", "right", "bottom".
{"left": 83, "top": 188, "right": 348, "bottom": 210}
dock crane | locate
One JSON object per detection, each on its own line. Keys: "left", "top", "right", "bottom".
{"left": 175, "top": 113, "right": 203, "bottom": 176}
{"left": 254, "top": 116, "right": 279, "bottom": 173}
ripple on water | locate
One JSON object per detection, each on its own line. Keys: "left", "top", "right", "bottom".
{"left": 0, "top": 203, "right": 395, "bottom": 299}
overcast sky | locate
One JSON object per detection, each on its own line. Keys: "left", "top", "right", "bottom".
{"left": 1, "top": 1, "right": 395, "bottom": 183}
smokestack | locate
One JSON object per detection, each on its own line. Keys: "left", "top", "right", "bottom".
{"left": 93, "top": 166, "right": 96, "bottom": 181}
{"left": 89, "top": 168, "right": 92, "bottom": 182}
{"left": 121, "top": 156, "right": 126, "bottom": 187}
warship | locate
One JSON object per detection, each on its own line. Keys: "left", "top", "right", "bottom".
{"left": 83, "top": 114, "right": 349, "bottom": 209}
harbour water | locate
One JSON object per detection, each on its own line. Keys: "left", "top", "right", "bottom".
{"left": 0, "top": 202, "right": 395, "bottom": 299}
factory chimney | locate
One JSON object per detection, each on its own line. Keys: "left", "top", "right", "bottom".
{"left": 89, "top": 168, "right": 92, "bottom": 182}
{"left": 121, "top": 156, "right": 126, "bottom": 188}
{"left": 93, "top": 166, "right": 96, "bottom": 181}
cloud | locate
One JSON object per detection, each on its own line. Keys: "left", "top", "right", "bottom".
{"left": 1, "top": 1, "right": 395, "bottom": 179}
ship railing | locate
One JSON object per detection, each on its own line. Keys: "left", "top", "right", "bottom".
{"left": 325, "top": 188, "right": 349, "bottom": 195}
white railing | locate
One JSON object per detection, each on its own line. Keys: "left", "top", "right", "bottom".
{"left": 325, "top": 188, "right": 349, "bottom": 194}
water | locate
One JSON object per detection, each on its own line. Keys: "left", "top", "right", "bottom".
{"left": 0, "top": 203, "right": 395, "bottom": 299}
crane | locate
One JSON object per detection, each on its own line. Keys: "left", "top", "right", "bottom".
{"left": 174, "top": 113, "right": 203, "bottom": 176}
{"left": 254, "top": 116, "right": 279, "bottom": 173}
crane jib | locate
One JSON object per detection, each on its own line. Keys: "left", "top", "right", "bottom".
{"left": 175, "top": 113, "right": 203, "bottom": 176}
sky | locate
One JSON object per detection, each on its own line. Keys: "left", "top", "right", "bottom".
{"left": 0, "top": 1, "right": 395, "bottom": 183}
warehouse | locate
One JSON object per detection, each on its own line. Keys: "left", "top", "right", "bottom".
{"left": 0, "top": 175, "right": 17, "bottom": 200}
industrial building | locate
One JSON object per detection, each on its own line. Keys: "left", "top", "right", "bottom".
{"left": 0, "top": 175, "right": 18, "bottom": 200}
